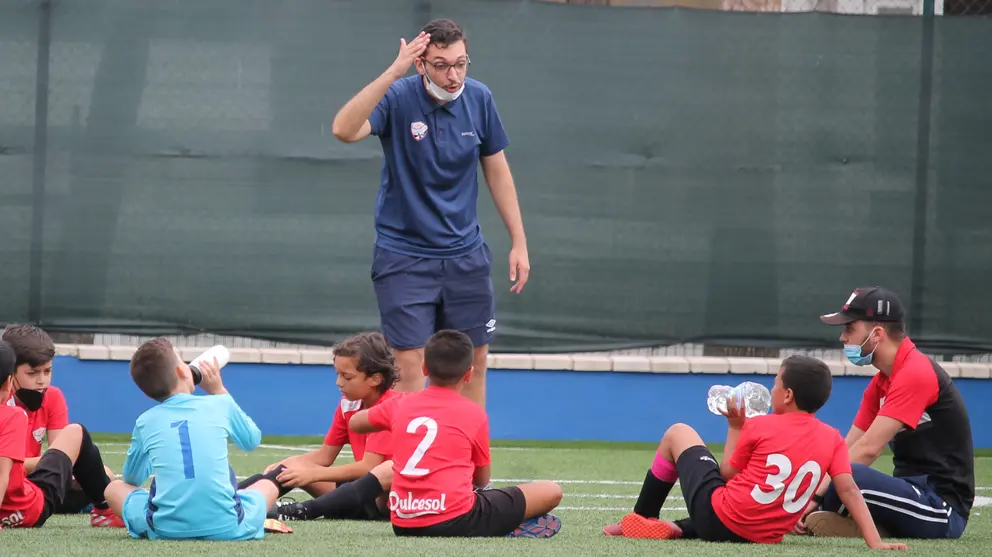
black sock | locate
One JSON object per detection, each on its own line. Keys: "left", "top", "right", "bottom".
{"left": 237, "top": 473, "right": 265, "bottom": 491}
{"left": 296, "top": 473, "right": 384, "bottom": 520}
{"left": 72, "top": 425, "right": 112, "bottom": 510}
{"left": 675, "top": 517, "right": 699, "bottom": 539}
{"left": 632, "top": 470, "right": 675, "bottom": 519}
{"left": 260, "top": 465, "right": 295, "bottom": 498}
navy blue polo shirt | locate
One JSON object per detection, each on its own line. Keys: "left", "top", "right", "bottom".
{"left": 368, "top": 75, "right": 509, "bottom": 259}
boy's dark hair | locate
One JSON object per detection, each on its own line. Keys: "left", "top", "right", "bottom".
{"left": 332, "top": 332, "right": 398, "bottom": 394}
{"left": 423, "top": 329, "right": 474, "bottom": 386}
{"left": 780, "top": 355, "right": 833, "bottom": 414}
{"left": 421, "top": 18, "right": 467, "bottom": 52}
{"left": 1, "top": 324, "right": 56, "bottom": 368}
{"left": 130, "top": 337, "right": 181, "bottom": 402}
{"left": 0, "top": 340, "right": 16, "bottom": 385}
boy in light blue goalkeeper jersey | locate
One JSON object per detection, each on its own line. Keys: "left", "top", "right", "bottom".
{"left": 104, "top": 338, "right": 290, "bottom": 540}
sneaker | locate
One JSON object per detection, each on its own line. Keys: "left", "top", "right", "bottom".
{"left": 805, "top": 511, "right": 891, "bottom": 538}
{"left": 603, "top": 521, "right": 623, "bottom": 536}
{"left": 508, "top": 513, "right": 562, "bottom": 538}
{"left": 619, "top": 513, "right": 682, "bottom": 539}
{"left": 267, "top": 500, "right": 309, "bottom": 521}
{"left": 89, "top": 507, "right": 125, "bottom": 528}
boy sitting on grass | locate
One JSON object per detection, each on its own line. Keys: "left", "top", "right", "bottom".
{"left": 1, "top": 340, "right": 124, "bottom": 530}
{"left": 104, "top": 338, "right": 290, "bottom": 540}
{"left": 3, "top": 324, "right": 117, "bottom": 518}
{"left": 603, "top": 355, "right": 908, "bottom": 551}
{"left": 241, "top": 331, "right": 402, "bottom": 523}
{"left": 350, "top": 329, "right": 564, "bottom": 538}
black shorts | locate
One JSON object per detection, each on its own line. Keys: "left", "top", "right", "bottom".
{"left": 675, "top": 446, "right": 750, "bottom": 544}
{"left": 392, "top": 487, "right": 527, "bottom": 538}
{"left": 26, "top": 449, "right": 74, "bottom": 527}
{"left": 55, "top": 486, "right": 92, "bottom": 515}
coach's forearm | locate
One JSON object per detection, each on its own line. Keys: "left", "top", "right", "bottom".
{"left": 332, "top": 72, "right": 396, "bottom": 141}
{"left": 486, "top": 171, "right": 526, "bottom": 247}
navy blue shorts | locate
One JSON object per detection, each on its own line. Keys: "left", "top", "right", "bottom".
{"left": 371, "top": 244, "right": 496, "bottom": 350}
{"left": 823, "top": 463, "right": 967, "bottom": 539}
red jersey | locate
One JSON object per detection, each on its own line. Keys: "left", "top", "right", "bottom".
{"left": 712, "top": 412, "right": 851, "bottom": 544}
{"left": 323, "top": 389, "right": 400, "bottom": 461}
{"left": 367, "top": 386, "right": 490, "bottom": 528}
{"left": 4, "top": 386, "right": 69, "bottom": 458}
{"left": 0, "top": 405, "right": 45, "bottom": 529}
{"left": 853, "top": 338, "right": 974, "bottom": 518}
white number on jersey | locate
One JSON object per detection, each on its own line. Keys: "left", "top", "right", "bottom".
{"left": 399, "top": 417, "right": 439, "bottom": 477}
{"left": 749, "top": 453, "right": 822, "bottom": 514}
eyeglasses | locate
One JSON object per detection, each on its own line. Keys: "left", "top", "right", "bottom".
{"left": 421, "top": 56, "right": 471, "bottom": 74}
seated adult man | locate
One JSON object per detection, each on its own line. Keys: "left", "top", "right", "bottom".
{"left": 799, "top": 287, "right": 974, "bottom": 540}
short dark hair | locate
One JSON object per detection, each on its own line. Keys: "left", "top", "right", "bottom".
{"left": 870, "top": 320, "right": 906, "bottom": 341}
{"left": 332, "top": 332, "right": 398, "bottom": 393}
{"left": 421, "top": 18, "right": 467, "bottom": 52}
{"left": 423, "top": 329, "right": 474, "bottom": 386}
{"left": 130, "top": 337, "right": 180, "bottom": 402}
{"left": 2, "top": 325, "right": 55, "bottom": 368}
{"left": 0, "top": 340, "right": 16, "bottom": 385}
{"left": 780, "top": 355, "right": 833, "bottom": 414}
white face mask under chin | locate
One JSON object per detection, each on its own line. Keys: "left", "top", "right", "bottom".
{"left": 423, "top": 72, "right": 464, "bottom": 103}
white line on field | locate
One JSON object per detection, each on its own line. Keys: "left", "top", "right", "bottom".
{"left": 559, "top": 506, "right": 688, "bottom": 512}
{"left": 567, "top": 493, "right": 681, "bottom": 500}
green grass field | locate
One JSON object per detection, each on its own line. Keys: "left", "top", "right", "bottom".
{"left": 4, "top": 434, "right": 991, "bottom": 557}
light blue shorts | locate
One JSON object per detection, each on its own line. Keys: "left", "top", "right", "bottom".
{"left": 122, "top": 488, "right": 268, "bottom": 541}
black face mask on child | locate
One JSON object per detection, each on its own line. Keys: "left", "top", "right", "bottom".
{"left": 15, "top": 387, "right": 46, "bottom": 411}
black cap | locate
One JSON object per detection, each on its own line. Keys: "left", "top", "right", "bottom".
{"left": 819, "top": 286, "right": 905, "bottom": 326}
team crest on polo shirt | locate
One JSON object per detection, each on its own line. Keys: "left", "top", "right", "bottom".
{"left": 410, "top": 121, "right": 428, "bottom": 141}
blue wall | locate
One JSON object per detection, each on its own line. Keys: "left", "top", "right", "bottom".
{"left": 52, "top": 356, "right": 992, "bottom": 447}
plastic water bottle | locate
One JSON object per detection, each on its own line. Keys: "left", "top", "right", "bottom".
{"left": 188, "top": 345, "right": 230, "bottom": 385}
{"left": 707, "top": 381, "right": 772, "bottom": 418}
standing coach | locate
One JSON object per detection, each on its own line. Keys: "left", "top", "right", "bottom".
{"left": 330, "top": 19, "right": 530, "bottom": 408}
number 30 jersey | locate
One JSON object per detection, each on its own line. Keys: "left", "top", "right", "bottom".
{"left": 122, "top": 392, "right": 262, "bottom": 538}
{"left": 713, "top": 412, "right": 852, "bottom": 544}
{"left": 367, "top": 386, "right": 491, "bottom": 528}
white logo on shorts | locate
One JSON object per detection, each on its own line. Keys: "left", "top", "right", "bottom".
{"left": 486, "top": 319, "right": 496, "bottom": 334}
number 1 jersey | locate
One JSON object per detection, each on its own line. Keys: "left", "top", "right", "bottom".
{"left": 712, "top": 412, "right": 852, "bottom": 544}
{"left": 121, "top": 392, "right": 262, "bottom": 539}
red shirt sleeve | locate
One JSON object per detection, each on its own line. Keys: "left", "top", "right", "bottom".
{"left": 0, "top": 410, "right": 27, "bottom": 462}
{"left": 877, "top": 364, "right": 939, "bottom": 430}
{"left": 45, "top": 388, "right": 69, "bottom": 430}
{"left": 827, "top": 430, "right": 853, "bottom": 478}
{"left": 367, "top": 397, "right": 398, "bottom": 432}
{"left": 323, "top": 404, "right": 348, "bottom": 447}
{"left": 852, "top": 378, "right": 882, "bottom": 432}
{"left": 364, "top": 430, "right": 392, "bottom": 458}
{"left": 728, "top": 418, "right": 758, "bottom": 471}
{"left": 471, "top": 413, "right": 491, "bottom": 467}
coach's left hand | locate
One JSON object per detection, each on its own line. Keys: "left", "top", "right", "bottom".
{"left": 509, "top": 244, "right": 530, "bottom": 294}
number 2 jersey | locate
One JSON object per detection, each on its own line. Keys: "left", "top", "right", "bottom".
{"left": 712, "top": 412, "right": 852, "bottom": 544}
{"left": 367, "top": 386, "right": 490, "bottom": 528}
{"left": 121, "top": 392, "right": 263, "bottom": 539}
